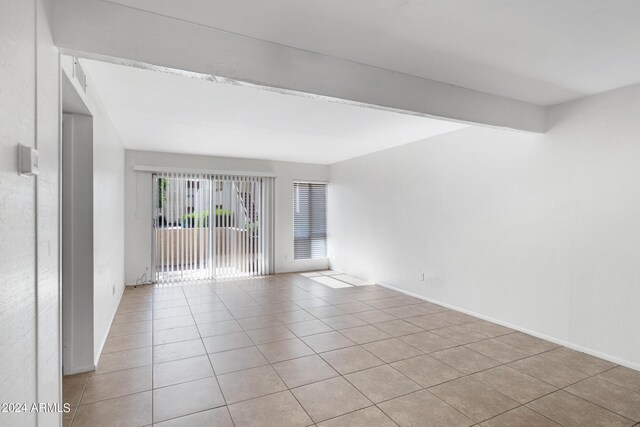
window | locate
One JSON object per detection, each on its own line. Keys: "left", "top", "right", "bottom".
{"left": 152, "top": 173, "right": 275, "bottom": 282}
{"left": 293, "top": 182, "right": 327, "bottom": 260}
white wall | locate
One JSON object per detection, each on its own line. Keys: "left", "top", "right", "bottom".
{"left": 61, "top": 56, "right": 126, "bottom": 367}
{"left": 0, "top": 0, "right": 61, "bottom": 425}
{"left": 90, "top": 81, "right": 126, "bottom": 363}
{"left": 125, "top": 150, "right": 329, "bottom": 283}
{"left": 329, "top": 84, "right": 640, "bottom": 370}
{"left": 62, "top": 113, "right": 95, "bottom": 374}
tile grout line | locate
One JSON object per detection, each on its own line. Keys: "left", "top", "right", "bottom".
{"left": 67, "top": 374, "right": 90, "bottom": 427}
{"left": 221, "top": 276, "right": 637, "bottom": 425}
{"left": 88, "top": 274, "right": 637, "bottom": 427}
{"left": 256, "top": 278, "right": 633, "bottom": 421}
{"left": 216, "top": 278, "right": 407, "bottom": 423}
{"left": 199, "top": 280, "right": 237, "bottom": 427}
{"left": 212, "top": 280, "right": 320, "bottom": 425}
{"left": 275, "top": 278, "right": 628, "bottom": 425}
{"left": 559, "top": 381, "right": 637, "bottom": 423}
{"left": 198, "top": 284, "right": 504, "bottom": 424}
{"left": 97, "top": 304, "right": 518, "bottom": 381}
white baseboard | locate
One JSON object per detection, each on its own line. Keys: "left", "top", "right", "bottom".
{"left": 63, "top": 364, "right": 95, "bottom": 376}
{"left": 377, "top": 281, "right": 640, "bottom": 372}
{"left": 93, "top": 283, "right": 126, "bottom": 367}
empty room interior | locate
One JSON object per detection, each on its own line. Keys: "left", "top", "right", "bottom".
{"left": 2, "top": 1, "right": 640, "bottom": 426}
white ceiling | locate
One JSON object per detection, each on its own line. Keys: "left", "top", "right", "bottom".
{"left": 109, "top": 0, "right": 640, "bottom": 106}
{"left": 82, "top": 59, "right": 467, "bottom": 164}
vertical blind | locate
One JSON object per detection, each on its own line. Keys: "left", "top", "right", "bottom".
{"left": 152, "top": 172, "right": 274, "bottom": 284}
{"left": 293, "top": 182, "right": 327, "bottom": 260}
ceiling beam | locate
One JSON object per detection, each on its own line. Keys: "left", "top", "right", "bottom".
{"left": 53, "top": 0, "right": 546, "bottom": 133}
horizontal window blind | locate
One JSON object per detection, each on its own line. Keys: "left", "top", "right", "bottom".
{"left": 152, "top": 172, "right": 274, "bottom": 284}
{"left": 294, "top": 182, "right": 327, "bottom": 260}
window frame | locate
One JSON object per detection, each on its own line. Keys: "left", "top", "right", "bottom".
{"left": 292, "top": 180, "right": 328, "bottom": 261}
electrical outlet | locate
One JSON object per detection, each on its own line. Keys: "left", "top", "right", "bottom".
{"left": 284, "top": 253, "right": 288, "bottom": 261}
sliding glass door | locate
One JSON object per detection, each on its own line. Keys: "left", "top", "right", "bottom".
{"left": 152, "top": 172, "right": 274, "bottom": 284}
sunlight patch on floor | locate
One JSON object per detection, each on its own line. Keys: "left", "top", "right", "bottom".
{"left": 310, "top": 275, "right": 353, "bottom": 288}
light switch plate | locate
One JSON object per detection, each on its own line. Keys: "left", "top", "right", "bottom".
{"left": 18, "top": 144, "right": 39, "bottom": 176}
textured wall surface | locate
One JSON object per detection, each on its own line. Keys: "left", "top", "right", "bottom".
{"left": 0, "top": 0, "right": 60, "bottom": 425}
{"left": 36, "top": 2, "right": 62, "bottom": 423}
{"left": 329, "top": 84, "right": 640, "bottom": 369}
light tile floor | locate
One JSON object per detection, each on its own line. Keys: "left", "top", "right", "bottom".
{"left": 63, "top": 272, "right": 640, "bottom": 427}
